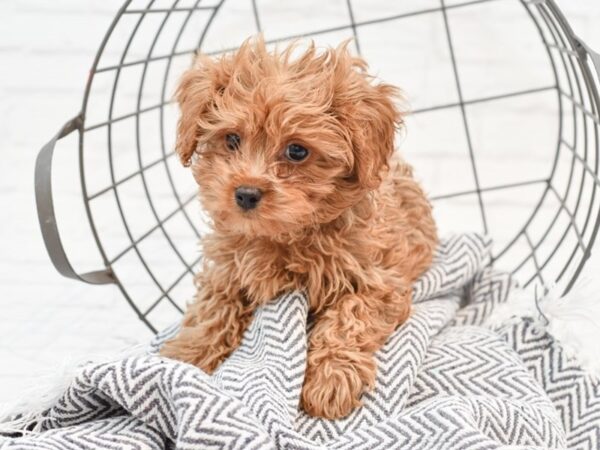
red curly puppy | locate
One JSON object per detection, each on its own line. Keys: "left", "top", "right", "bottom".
{"left": 160, "top": 37, "right": 437, "bottom": 419}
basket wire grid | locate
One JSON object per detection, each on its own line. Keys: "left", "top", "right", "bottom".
{"left": 35, "top": 0, "right": 600, "bottom": 332}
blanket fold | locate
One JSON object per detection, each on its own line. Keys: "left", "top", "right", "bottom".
{"left": 2, "top": 233, "right": 599, "bottom": 449}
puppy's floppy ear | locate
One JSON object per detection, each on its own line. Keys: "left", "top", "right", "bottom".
{"left": 175, "top": 54, "right": 228, "bottom": 167}
{"left": 331, "top": 44, "right": 403, "bottom": 190}
{"left": 349, "top": 83, "right": 401, "bottom": 190}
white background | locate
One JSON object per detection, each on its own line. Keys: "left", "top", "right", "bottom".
{"left": 1, "top": 0, "right": 599, "bottom": 402}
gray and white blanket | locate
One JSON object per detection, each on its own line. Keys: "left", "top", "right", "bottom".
{"left": 2, "top": 234, "right": 600, "bottom": 449}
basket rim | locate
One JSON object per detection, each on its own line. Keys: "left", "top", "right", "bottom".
{"left": 61, "top": 0, "right": 600, "bottom": 331}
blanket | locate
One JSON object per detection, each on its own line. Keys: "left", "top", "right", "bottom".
{"left": 2, "top": 233, "right": 599, "bottom": 449}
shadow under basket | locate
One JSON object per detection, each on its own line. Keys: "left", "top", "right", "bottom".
{"left": 35, "top": 0, "right": 600, "bottom": 332}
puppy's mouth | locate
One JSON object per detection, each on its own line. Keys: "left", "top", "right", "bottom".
{"left": 206, "top": 182, "right": 314, "bottom": 237}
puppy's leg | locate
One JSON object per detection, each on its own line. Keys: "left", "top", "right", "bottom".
{"left": 301, "top": 283, "right": 411, "bottom": 419}
{"left": 160, "top": 271, "right": 254, "bottom": 374}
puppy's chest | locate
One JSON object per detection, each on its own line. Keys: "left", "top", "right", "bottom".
{"left": 232, "top": 232, "right": 383, "bottom": 305}
{"left": 271, "top": 240, "right": 371, "bottom": 284}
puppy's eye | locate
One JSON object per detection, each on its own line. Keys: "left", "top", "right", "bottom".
{"left": 284, "top": 143, "right": 309, "bottom": 162}
{"left": 225, "top": 133, "right": 241, "bottom": 151}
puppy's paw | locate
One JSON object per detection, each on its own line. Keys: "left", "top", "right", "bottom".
{"left": 160, "top": 328, "right": 223, "bottom": 374}
{"left": 301, "top": 350, "right": 376, "bottom": 419}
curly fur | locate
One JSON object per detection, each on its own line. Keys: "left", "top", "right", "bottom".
{"left": 160, "top": 37, "right": 438, "bottom": 419}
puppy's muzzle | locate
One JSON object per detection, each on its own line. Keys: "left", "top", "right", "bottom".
{"left": 235, "top": 186, "right": 262, "bottom": 210}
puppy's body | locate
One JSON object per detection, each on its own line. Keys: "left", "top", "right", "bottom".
{"left": 160, "top": 39, "right": 437, "bottom": 419}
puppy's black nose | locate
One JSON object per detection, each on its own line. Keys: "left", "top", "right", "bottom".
{"left": 235, "top": 186, "right": 262, "bottom": 210}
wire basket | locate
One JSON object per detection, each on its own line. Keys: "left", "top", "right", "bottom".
{"left": 35, "top": 0, "right": 600, "bottom": 332}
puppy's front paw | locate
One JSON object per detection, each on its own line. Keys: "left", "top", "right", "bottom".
{"left": 301, "top": 350, "right": 376, "bottom": 419}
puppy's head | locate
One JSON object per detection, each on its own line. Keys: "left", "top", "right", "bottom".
{"left": 176, "top": 37, "right": 402, "bottom": 237}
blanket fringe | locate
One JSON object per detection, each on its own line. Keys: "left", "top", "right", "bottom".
{"left": 0, "top": 412, "right": 59, "bottom": 437}
{"left": 541, "top": 275, "right": 600, "bottom": 376}
{"left": 486, "top": 262, "right": 600, "bottom": 377}
{"left": 0, "top": 343, "right": 146, "bottom": 435}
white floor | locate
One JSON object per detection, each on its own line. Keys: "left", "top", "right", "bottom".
{"left": 1, "top": 0, "right": 600, "bottom": 405}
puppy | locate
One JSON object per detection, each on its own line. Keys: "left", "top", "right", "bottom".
{"left": 160, "top": 37, "right": 437, "bottom": 419}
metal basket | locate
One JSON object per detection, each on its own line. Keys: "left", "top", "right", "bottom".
{"left": 35, "top": 0, "right": 600, "bottom": 332}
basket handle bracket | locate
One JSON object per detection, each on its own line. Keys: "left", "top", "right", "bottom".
{"left": 575, "top": 37, "right": 600, "bottom": 83}
{"left": 35, "top": 115, "right": 115, "bottom": 285}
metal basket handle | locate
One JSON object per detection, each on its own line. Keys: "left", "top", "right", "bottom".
{"left": 35, "top": 115, "right": 115, "bottom": 285}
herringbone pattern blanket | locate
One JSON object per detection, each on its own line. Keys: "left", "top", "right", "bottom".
{"left": 2, "top": 234, "right": 599, "bottom": 449}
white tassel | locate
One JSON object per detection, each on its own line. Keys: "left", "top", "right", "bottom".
{"left": 541, "top": 276, "right": 600, "bottom": 375}
{"left": 0, "top": 355, "right": 81, "bottom": 435}
{"left": 486, "top": 264, "right": 600, "bottom": 377}
{"left": 484, "top": 285, "right": 540, "bottom": 328}
{"left": 0, "top": 343, "right": 146, "bottom": 435}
